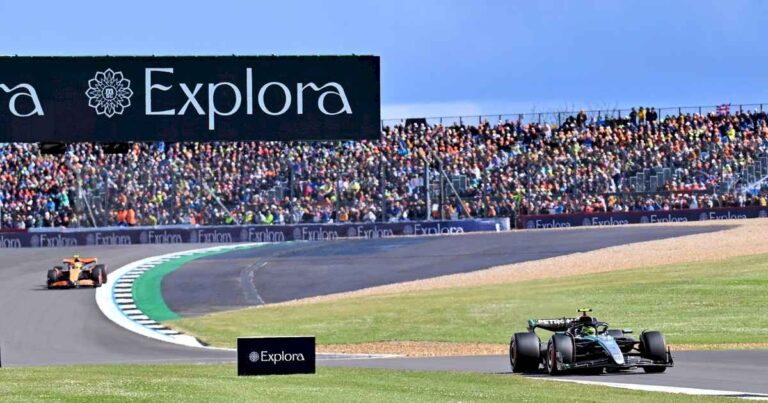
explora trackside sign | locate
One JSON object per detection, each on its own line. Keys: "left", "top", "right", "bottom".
{"left": 237, "top": 336, "right": 315, "bottom": 376}
{"left": 0, "top": 56, "right": 380, "bottom": 142}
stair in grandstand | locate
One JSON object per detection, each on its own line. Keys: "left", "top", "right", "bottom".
{"left": 627, "top": 167, "right": 672, "bottom": 193}
{"left": 734, "top": 155, "right": 768, "bottom": 195}
{"left": 626, "top": 154, "right": 768, "bottom": 195}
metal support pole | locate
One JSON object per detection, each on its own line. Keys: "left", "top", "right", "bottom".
{"left": 289, "top": 167, "right": 295, "bottom": 199}
{"left": 203, "top": 183, "right": 240, "bottom": 225}
{"left": 334, "top": 141, "right": 341, "bottom": 219}
{"left": 80, "top": 189, "right": 98, "bottom": 227}
{"left": 379, "top": 157, "right": 386, "bottom": 222}
{"left": 439, "top": 161, "right": 445, "bottom": 220}
{"left": 424, "top": 160, "right": 431, "bottom": 220}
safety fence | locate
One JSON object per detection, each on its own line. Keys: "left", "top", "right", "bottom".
{"left": 380, "top": 102, "right": 765, "bottom": 128}
{"left": 0, "top": 218, "right": 510, "bottom": 248}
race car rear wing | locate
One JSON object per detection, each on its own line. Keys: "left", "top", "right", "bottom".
{"left": 527, "top": 318, "right": 577, "bottom": 332}
{"left": 62, "top": 257, "right": 98, "bottom": 264}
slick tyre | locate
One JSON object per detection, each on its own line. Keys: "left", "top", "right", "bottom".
{"left": 510, "top": 332, "right": 540, "bottom": 373}
{"left": 91, "top": 265, "right": 106, "bottom": 287}
{"left": 546, "top": 334, "right": 574, "bottom": 375}
{"left": 640, "top": 331, "right": 668, "bottom": 373}
{"left": 94, "top": 264, "right": 108, "bottom": 284}
{"left": 46, "top": 269, "right": 58, "bottom": 288}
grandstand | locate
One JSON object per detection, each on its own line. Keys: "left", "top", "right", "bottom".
{"left": 1, "top": 104, "right": 767, "bottom": 229}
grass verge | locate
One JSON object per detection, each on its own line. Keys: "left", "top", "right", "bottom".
{"left": 171, "top": 253, "right": 768, "bottom": 347}
{"left": 0, "top": 364, "right": 731, "bottom": 402}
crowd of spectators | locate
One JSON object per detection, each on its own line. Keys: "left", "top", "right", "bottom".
{"left": 2, "top": 107, "right": 768, "bottom": 229}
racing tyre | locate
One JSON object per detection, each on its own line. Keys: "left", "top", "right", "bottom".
{"left": 46, "top": 269, "right": 58, "bottom": 288}
{"left": 95, "top": 264, "right": 108, "bottom": 284}
{"left": 546, "top": 334, "right": 574, "bottom": 375}
{"left": 640, "top": 331, "right": 668, "bottom": 373}
{"left": 510, "top": 332, "right": 540, "bottom": 373}
{"left": 92, "top": 265, "right": 106, "bottom": 287}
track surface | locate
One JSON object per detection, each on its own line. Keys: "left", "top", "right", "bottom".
{"left": 164, "top": 225, "right": 728, "bottom": 316}
{"left": 2, "top": 224, "right": 766, "bottom": 397}
{"left": 321, "top": 351, "right": 768, "bottom": 396}
{"left": 0, "top": 226, "right": 730, "bottom": 366}
{"left": 0, "top": 244, "right": 237, "bottom": 366}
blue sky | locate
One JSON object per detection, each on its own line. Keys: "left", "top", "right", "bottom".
{"left": 1, "top": 0, "right": 767, "bottom": 119}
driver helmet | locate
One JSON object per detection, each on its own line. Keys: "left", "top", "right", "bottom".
{"left": 582, "top": 326, "right": 596, "bottom": 336}
{"left": 73, "top": 254, "right": 80, "bottom": 262}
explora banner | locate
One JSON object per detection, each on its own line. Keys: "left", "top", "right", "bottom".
{"left": 519, "top": 206, "right": 768, "bottom": 229}
{"left": 0, "top": 56, "right": 380, "bottom": 142}
{"left": 237, "top": 337, "right": 315, "bottom": 376}
{"left": 0, "top": 218, "right": 509, "bottom": 248}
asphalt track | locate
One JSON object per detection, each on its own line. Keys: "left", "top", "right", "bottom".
{"left": 0, "top": 244, "right": 237, "bottom": 366}
{"left": 164, "top": 225, "right": 730, "bottom": 316}
{"left": 1, "top": 224, "right": 766, "bottom": 397}
{"left": 322, "top": 351, "right": 768, "bottom": 396}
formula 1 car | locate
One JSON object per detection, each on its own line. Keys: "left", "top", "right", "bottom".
{"left": 509, "top": 309, "right": 673, "bottom": 375}
{"left": 46, "top": 255, "right": 108, "bottom": 289}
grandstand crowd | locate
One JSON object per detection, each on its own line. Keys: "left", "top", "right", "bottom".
{"left": 2, "top": 107, "right": 768, "bottom": 228}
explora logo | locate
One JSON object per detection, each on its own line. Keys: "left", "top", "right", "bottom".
{"left": 145, "top": 68, "right": 352, "bottom": 130}
{"left": 249, "top": 350, "right": 306, "bottom": 365}
{"left": 2, "top": 67, "right": 353, "bottom": 130}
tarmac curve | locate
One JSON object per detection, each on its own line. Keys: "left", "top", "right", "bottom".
{"left": 1, "top": 225, "right": 766, "bottom": 397}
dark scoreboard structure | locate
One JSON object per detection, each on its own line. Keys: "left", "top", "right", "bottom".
{"left": 0, "top": 55, "right": 380, "bottom": 142}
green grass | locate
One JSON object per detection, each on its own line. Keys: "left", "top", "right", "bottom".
{"left": 171, "top": 253, "right": 768, "bottom": 347}
{"left": 0, "top": 363, "right": 731, "bottom": 402}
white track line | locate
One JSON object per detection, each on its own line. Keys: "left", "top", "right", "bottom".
{"left": 541, "top": 378, "right": 768, "bottom": 400}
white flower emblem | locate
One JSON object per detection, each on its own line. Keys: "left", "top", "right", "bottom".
{"left": 85, "top": 69, "right": 133, "bottom": 117}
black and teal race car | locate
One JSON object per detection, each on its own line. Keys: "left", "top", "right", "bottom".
{"left": 509, "top": 309, "right": 673, "bottom": 375}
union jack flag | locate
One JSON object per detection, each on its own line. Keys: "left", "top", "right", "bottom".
{"left": 716, "top": 103, "right": 731, "bottom": 115}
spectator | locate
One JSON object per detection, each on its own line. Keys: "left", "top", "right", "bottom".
{"left": 1, "top": 107, "right": 768, "bottom": 228}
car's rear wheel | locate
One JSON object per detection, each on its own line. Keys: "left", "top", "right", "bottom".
{"left": 91, "top": 265, "right": 106, "bottom": 287}
{"left": 510, "top": 332, "right": 540, "bottom": 373}
{"left": 546, "top": 334, "right": 574, "bottom": 375}
{"left": 94, "top": 264, "right": 108, "bottom": 284}
{"left": 640, "top": 331, "right": 668, "bottom": 373}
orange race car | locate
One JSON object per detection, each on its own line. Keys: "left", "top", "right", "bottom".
{"left": 46, "top": 255, "right": 108, "bottom": 289}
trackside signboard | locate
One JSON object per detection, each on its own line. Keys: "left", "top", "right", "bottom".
{"left": 0, "top": 56, "right": 380, "bottom": 142}
{"left": 237, "top": 336, "right": 316, "bottom": 376}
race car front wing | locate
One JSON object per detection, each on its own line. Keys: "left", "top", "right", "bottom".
{"left": 557, "top": 348, "right": 674, "bottom": 371}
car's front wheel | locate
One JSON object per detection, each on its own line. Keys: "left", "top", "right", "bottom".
{"left": 91, "top": 265, "right": 107, "bottom": 287}
{"left": 546, "top": 334, "right": 574, "bottom": 375}
{"left": 640, "top": 331, "right": 668, "bottom": 373}
{"left": 46, "top": 269, "right": 58, "bottom": 288}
